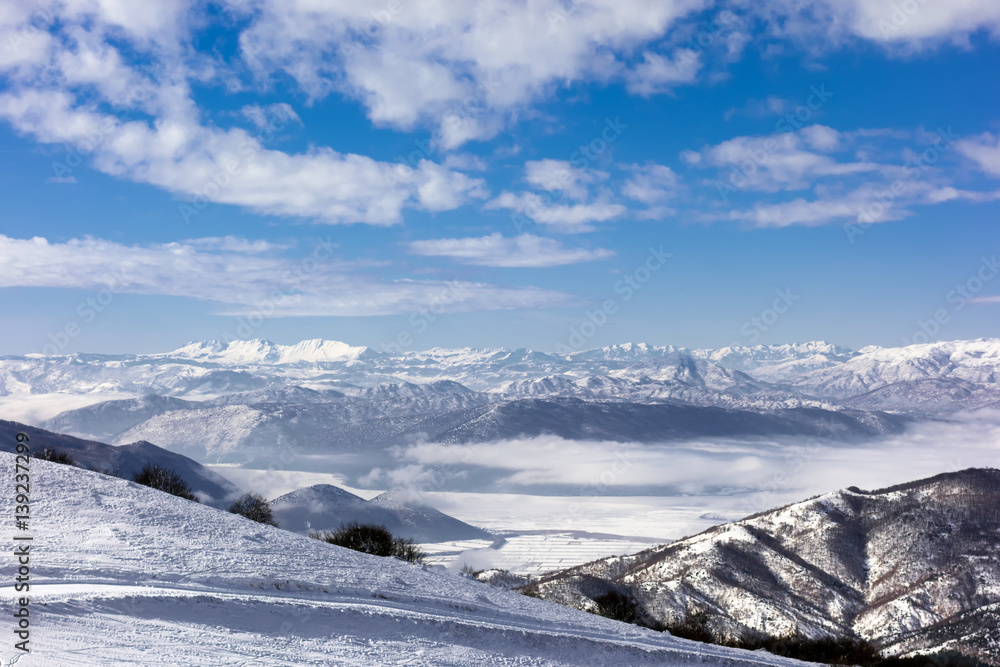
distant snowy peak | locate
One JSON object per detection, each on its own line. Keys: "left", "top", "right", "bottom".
{"left": 790, "top": 337, "right": 1000, "bottom": 398}
{"left": 610, "top": 352, "right": 760, "bottom": 391}
{"left": 567, "top": 342, "right": 679, "bottom": 361}
{"left": 165, "top": 338, "right": 381, "bottom": 365}
{"left": 279, "top": 338, "right": 382, "bottom": 363}
{"left": 691, "top": 341, "right": 858, "bottom": 382}
{"left": 561, "top": 341, "right": 858, "bottom": 382}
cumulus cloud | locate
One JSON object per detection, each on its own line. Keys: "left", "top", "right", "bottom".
{"left": 0, "top": 234, "right": 571, "bottom": 316}
{"left": 523, "top": 159, "right": 602, "bottom": 201}
{"left": 625, "top": 48, "right": 702, "bottom": 96}
{"left": 408, "top": 233, "right": 614, "bottom": 268}
{"left": 956, "top": 133, "right": 1000, "bottom": 177}
{"left": 682, "top": 124, "right": 1000, "bottom": 228}
{"left": 684, "top": 125, "right": 885, "bottom": 193}
{"left": 485, "top": 192, "right": 627, "bottom": 233}
{"left": 726, "top": 182, "right": 1000, "bottom": 229}
{"left": 0, "top": 3, "right": 488, "bottom": 224}
{"left": 622, "top": 163, "right": 682, "bottom": 211}
{"left": 236, "top": 0, "right": 709, "bottom": 145}
{"left": 0, "top": 88, "right": 486, "bottom": 224}
{"left": 748, "top": 0, "right": 1000, "bottom": 48}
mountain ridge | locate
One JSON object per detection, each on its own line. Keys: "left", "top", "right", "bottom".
{"left": 529, "top": 467, "right": 1000, "bottom": 665}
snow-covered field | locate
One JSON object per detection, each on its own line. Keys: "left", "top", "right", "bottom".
{"left": 422, "top": 533, "right": 666, "bottom": 576}
{"left": 0, "top": 454, "right": 813, "bottom": 666}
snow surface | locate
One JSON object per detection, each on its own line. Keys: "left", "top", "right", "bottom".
{"left": 0, "top": 454, "right": 813, "bottom": 666}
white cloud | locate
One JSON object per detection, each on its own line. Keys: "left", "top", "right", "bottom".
{"left": 684, "top": 125, "right": 886, "bottom": 193}
{"left": 182, "top": 236, "right": 292, "bottom": 253}
{"left": 724, "top": 96, "right": 792, "bottom": 121}
{"left": 680, "top": 123, "right": 1000, "bottom": 228}
{"left": 0, "top": 88, "right": 485, "bottom": 224}
{"left": 236, "top": 0, "right": 709, "bottom": 145}
{"left": 0, "top": 3, "right": 487, "bottom": 224}
{"left": 625, "top": 48, "right": 702, "bottom": 96}
{"left": 725, "top": 181, "right": 1000, "bottom": 229}
{"left": 389, "top": 415, "right": 1000, "bottom": 496}
{"left": 750, "top": 0, "right": 1000, "bottom": 48}
{"left": 968, "top": 295, "right": 1000, "bottom": 305}
{"left": 0, "top": 234, "right": 570, "bottom": 316}
{"left": 443, "top": 153, "right": 489, "bottom": 171}
{"left": 956, "top": 133, "right": 1000, "bottom": 177}
{"left": 408, "top": 233, "right": 614, "bottom": 267}
{"left": 485, "top": 192, "right": 627, "bottom": 233}
{"left": 622, "top": 164, "right": 681, "bottom": 205}
{"left": 523, "top": 159, "right": 601, "bottom": 200}
{"left": 241, "top": 103, "right": 301, "bottom": 130}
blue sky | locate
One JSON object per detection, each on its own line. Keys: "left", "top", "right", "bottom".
{"left": 1, "top": 0, "right": 999, "bottom": 355}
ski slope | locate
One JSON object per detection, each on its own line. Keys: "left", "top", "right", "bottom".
{"left": 0, "top": 453, "right": 813, "bottom": 666}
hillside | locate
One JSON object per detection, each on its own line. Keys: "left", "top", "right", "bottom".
{"left": 0, "top": 452, "right": 817, "bottom": 666}
{"left": 531, "top": 468, "right": 1000, "bottom": 665}
{"left": 0, "top": 420, "right": 240, "bottom": 507}
{"left": 269, "top": 484, "right": 491, "bottom": 543}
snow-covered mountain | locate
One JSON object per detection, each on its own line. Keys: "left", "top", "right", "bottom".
{"left": 531, "top": 468, "right": 1000, "bottom": 665}
{"left": 7, "top": 337, "right": 1000, "bottom": 466}
{"left": 787, "top": 338, "right": 1000, "bottom": 399}
{"left": 10, "top": 452, "right": 816, "bottom": 666}
{"left": 0, "top": 336, "right": 990, "bottom": 403}
{"left": 6, "top": 337, "right": 997, "bottom": 407}
{"left": 269, "top": 484, "right": 491, "bottom": 543}
{"left": 55, "top": 395, "right": 907, "bottom": 474}
{"left": 163, "top": 337, "right": 384, "bottom": 364}
{"left": 691, "top": 341, "right": 858, "bottom": 382}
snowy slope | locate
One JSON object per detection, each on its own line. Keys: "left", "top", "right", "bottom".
{"left": 532, "top": 468, "right": 1000, "bottom": 665}
{"left": 788, "top": 338, "right": 1000, "bottom": 398}
{"left": 0, "top": 453, "right": 816, "bottom": 666}
{"left": 0, "top": 420, "right": 240, "bottom": 506}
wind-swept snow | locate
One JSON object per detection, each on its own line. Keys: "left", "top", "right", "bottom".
{"left": 0, "top": 453, "right": 813, "bottom": 666}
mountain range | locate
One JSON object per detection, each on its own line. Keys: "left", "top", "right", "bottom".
{"left": 528, "top": 468, "right": 1000, "bottom": 665}
{"left": 1, "top": 337, "right": 997, "bottom": 488}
